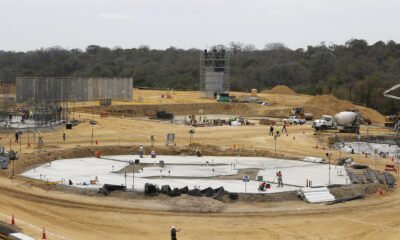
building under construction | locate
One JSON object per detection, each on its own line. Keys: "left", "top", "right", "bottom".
{"left": 0, "top": 81, "right": 69, "bottom": 129}
{"left": 16, "top": 77, "right": 133, "bottom": 102}
{"left": 1, "top": 77, "right": 133, "bottom": 129}
{"left": 200, "top": 46, "right": 230, "bottom": 98}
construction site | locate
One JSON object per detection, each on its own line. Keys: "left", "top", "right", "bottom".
{"left": 0, "top": 58, "right": 400, "bottom": 239}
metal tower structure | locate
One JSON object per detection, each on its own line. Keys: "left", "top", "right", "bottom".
{"left": 200, "top": 46, "right": 230, "bottom": 98}
{"left": 384, "top": 84, "right": 400, "bottom": 138}
{"left": 384, "top": 84, "right": 400, "bottom": 100}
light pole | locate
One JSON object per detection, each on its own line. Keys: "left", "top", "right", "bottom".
{"left": 189, "top": 129, "right": 195, "bottom": 145}
{"left": 129, "top": 160, "right": 134, "bottom": 189}
{"left": 326, "top": 153, "right": 332, "bottom": 185}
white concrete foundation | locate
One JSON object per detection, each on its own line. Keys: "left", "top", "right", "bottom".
{"left": 21, "top": 155, "right": 350, "bottom": 194}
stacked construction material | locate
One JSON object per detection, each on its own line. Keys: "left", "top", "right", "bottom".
{"left": 9, "top": 232, "right": 36, "bottom": 240}
{"left": 384, "top": 172, "right": 395, "bottom": 188}
{"left": 144, "top": 183, "right": 229, "bottom": 201}
{"left": 303, "top": 157, "right": 325, "bottom": 163}
{"left": 364, "top": 169, "right": 375, "bottom": 183}
{"left": 299, "top": 187, "right": 335, "bottom": 203}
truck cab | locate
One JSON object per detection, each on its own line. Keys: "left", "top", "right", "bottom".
{"left": 313, "top": 115, "right": 336, "bottom": 130}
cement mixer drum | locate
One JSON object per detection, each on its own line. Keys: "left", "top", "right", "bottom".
{"left": 334, "top": 111, "right": 358, "bottom": 127}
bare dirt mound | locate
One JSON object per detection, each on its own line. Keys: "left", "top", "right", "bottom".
{"left": 303, "top": 95, "right": 385, "bottom": 124}
{"left": 261, "top": 85, "right": 296, "bottom": 95}
{"left": 75, "top": 102, "right": 270, "bottom": 117}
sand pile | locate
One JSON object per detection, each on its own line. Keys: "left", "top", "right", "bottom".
{"left": 261, "top": 85, "right": 296, "bottom": 95}
{"left": 303, "top": 95, "right": 385, "bottom": 124}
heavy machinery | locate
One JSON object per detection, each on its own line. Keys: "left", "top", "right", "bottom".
{"left": 385, "top": 114, "right": 400, "bottom": 127}
{"left": 312, "top": 110, "right": 362, "bottom": 133}
{"left": 0, "top": 147, "right": 18, "bottom": 169}
{"left": 383, "top": 84, "right": 400, "bottom": 128}
{"left": 291, "top": 107, "right": 313, "bottom": 120}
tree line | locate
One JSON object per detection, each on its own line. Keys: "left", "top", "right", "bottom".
{"left": 0, "top": 39, "right": 399, "bottom": 115}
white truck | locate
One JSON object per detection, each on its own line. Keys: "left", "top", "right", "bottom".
{"left": 312, "top": 111, "right": 362, "bottom": 133}
{"left": 312, "top": 115, "right": 336, "bottom": 130}
{"left": 284, "top": 116, "right": 306, "bottom": 125}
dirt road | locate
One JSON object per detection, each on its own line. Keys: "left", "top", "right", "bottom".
{"left": 0, "top": 174, "right": 399, "bottom": 240}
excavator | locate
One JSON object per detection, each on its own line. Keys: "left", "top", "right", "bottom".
{"left": 291, "top": 107, "right": 313, "bottom": 120}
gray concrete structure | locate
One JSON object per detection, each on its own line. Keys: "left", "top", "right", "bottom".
{"left": 16, "top": 77, "right": 133, "bottom": 102}
{"left": 200, "top": 46, "right": 230, "bottom": 98}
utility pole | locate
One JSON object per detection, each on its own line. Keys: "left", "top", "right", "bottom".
{"left": 91, "top": 105, "right": 94, "bottom": 145}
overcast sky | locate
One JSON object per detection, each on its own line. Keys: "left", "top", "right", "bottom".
{"left": 0, "top": 0, "right": 399, "bottom": 51}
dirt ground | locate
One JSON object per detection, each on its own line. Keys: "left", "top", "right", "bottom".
{"left": 0, "top": 88, "right": 397, "bottom": 239}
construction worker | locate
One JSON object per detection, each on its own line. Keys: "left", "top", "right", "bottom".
{"left": 278, "top": 171, "right": 283, "bottom": 187}
{"left": 139, "top": 144, "right": 144, "bottom": 158}
{"left": 63, "top": 129, "right": 66, "bottom": 141}
{"left": 259, "top": 181, "right": 266, "bottom": 191}
{"left": 38, "top": 131, "right": 43, "bottom": 146}
{"left": 151, "top": 149, "right": 156, "bottom": 158}
{"left": 170, "top": 226, "right": 181, "bottom": 240}
{"left": 282, "top": 123, "right": 287, "bottom": 132}
{"left": 269, "top": 125, "right": 274, "bottom": 136}
{"left": 29, "top": 110, "right": 33, "bottom": 119}
{"left": 15, "top": 131, "right": 19, "bottom": 143}
{"left": 196, "top": 147, "right": 203, "bottom": 157}
{"left": 276, "top": 126, "right": 281, "bottom": 137}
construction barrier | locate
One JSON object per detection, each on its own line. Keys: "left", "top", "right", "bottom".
{"left": 385, "top": 164, "right": 396, "bottom": 171}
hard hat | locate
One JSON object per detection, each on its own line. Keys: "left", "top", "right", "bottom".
{"left": 171, "top": 226, "right": 175, "bottom": 229}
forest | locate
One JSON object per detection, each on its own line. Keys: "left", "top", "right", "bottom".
{"left": 0, "top": 39, "right": 399, "bottom": 114}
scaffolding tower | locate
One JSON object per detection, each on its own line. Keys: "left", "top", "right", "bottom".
{"left": 200, "top": 46, "right": 230, "bottom": 98}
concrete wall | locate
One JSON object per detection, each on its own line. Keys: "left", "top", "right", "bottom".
{"left": 16, "top": 77, "right": 133, "bottom": 102}
{"left": 205, "top": 72, "right": 225, "bottom": 97}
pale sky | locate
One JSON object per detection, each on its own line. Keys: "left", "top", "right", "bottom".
{"left": 0, "top": 0, "right": 399, "bottom": 51}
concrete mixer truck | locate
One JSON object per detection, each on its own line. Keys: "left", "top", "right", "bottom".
{"left": 312, "top": 110, "right": 362, "bottom": 133}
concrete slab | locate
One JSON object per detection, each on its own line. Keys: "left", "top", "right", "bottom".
{"left": 21, "top": 155, "right": 350, "bottom": 194}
